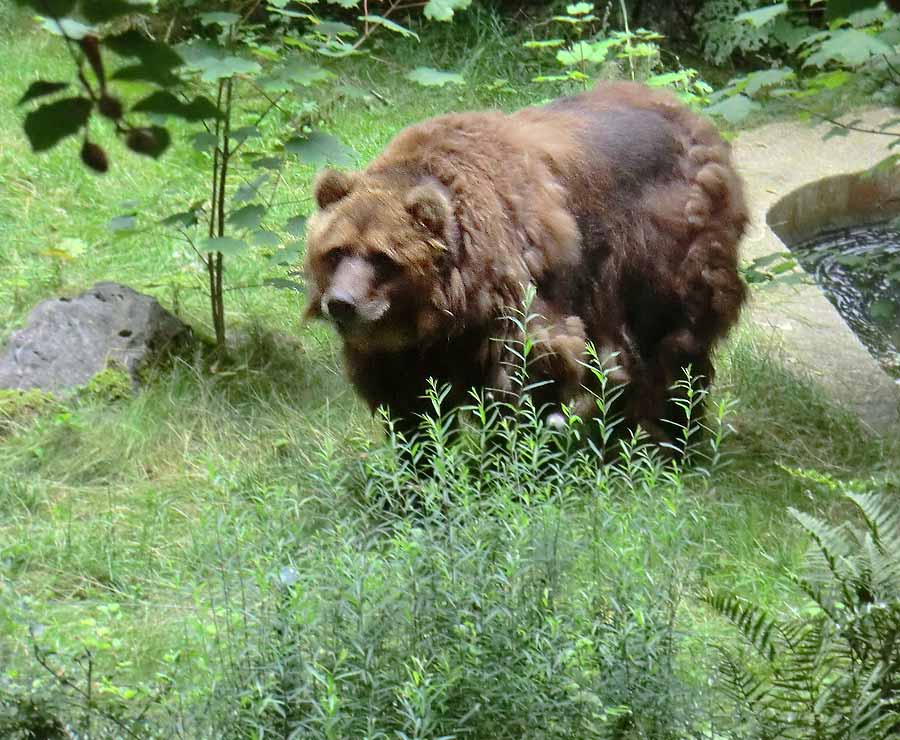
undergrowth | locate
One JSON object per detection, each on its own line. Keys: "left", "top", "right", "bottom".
{"left": 709, "top": 489, "right": 900, "bottom": 739}
{"left": 3, "top": 327, "right": 895, "bottom": 738}
{"left": 1, "top": 350, "right": 736, "bottom": 739}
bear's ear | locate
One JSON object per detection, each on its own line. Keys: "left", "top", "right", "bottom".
{"left": 314, "top": 168, "right": 356, "bottom": 210}
{"left": 404, "top": 181, "right": 452, "bottom": 239}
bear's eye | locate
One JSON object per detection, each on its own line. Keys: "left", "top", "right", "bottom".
{"left": 323, "top": 246, "right": 349, "bottom": 268}
{"left": 371, "top": 252, "right": 400, "bottom": 280}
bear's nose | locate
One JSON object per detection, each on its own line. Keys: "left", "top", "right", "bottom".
{"left": 325, "top": 291, "right": 358, "bottom": 325}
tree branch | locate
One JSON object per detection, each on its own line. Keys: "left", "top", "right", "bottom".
{"left": 798, "top": 106, "right": 900, "bottom": 138}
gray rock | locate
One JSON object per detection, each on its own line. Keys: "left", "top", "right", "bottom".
{"left": 0, "top": 282, "right": 190, "bottom": 392}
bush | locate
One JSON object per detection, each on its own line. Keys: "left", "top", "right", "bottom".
{"left": 171, "top": 359, "right": 733, "bottom": 738}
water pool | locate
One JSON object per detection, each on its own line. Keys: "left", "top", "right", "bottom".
{"left": 793, "top": 222, "right": 900, "bottom": 380}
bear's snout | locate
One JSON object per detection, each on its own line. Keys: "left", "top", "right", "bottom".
{"left": 324, "top": 290, "right": 358, "bottom": 326}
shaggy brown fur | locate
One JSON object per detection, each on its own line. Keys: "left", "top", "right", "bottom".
{"left": 304, "top": 82, "right": 748, "bottom": 443}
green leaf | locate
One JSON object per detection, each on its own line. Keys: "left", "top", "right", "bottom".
{"left": 108, "top": 214, "right": 137, "bottom": 231}
{"left": 312, "top": 39, "right": 358, "bottom": 58}
{"left": 252, "top": 230, "right": 282, "bottom": 247}
{"left": 176, "top": 41, "right": 261, "bottom": 81}
{"left": 551, "top": 14, "right": 594, "bottom": 25}
{"left": 744, "top": 68, "right": 794, "bottom": 97}
{"left": 566, "top": 3, "right": 594, "bottom": 14}
{"left": 328, "top": 0, "right": 360, "bottom": 7}
{"left": 38, "top": 16, "right": 92, "bottom": 39}
{"left": 286, "top": 61, "right": 333, "bottom": 87}
{"left": 556, "top": 39, "right": 616, "bottom": 66}
{"left": 804, "top": 28, "right": 893, "bottom": 68}
{"left": 252, "top": 156, "right": 284, "bottom": 170}
{"left": 645, "top": 71, "right": 693, "bottom": 88}
{"left": 44, "top": 236, "right": 86, "bottom": 261}
{"left": 264, "top": 277, "right": 305, "bottom": 291}
{"left": 160, "top": 208, "right": 201, "bottom": 228}
{"left": 335, "top": 83, "right": 377, "bottom": 103}
{"left": 705, "top": 94, "right": 759, "bottom": 124}
{"left": 281, "top": 36, "right": 314, "bottom": 51}
{"left": 523, "top": 39, "right": 565, "bottom": 49}
{"left": 847, "top": 7, "right": 886, "bottom": 27}
{"left": 23, "top": 97, "right": 92, "bottom": 152}
{"left": 268, "top": 239, "right": 304, "bottom": 266}
{"left": 105, "top": 30, "right": 183, "bottom": 71}
{"left": 198, "top": 55, "right": 261, "bottom": 82}
{"left": 270, "top": 5, "right": 313, "bottom": 20}
{"left": 404, "top": 67, "right": 464, "bottom": 87}
{"left": 532, "top": 71, "right": 590, "bottom": 83}
{"left": 285, "top": 215, "right": 307, "bottom": 236}
{"left": 358, "top": 15, "right": 418, "bottom": 39}
{"left": 735, "top": 3, "right": 789, "bottom": 28}
{"left": 228, "top": 204, "right": 266, "bottom": 230}
{"left": 806, "top": 70, "right": 853, "bottom": 90}
{"left": 233, "top": 174, "right": 269, "bottom": 204}
{"left": 769, "top": 259, "right": 797, "bottom": 275}
{"left": 311, "top": 20, "right": 356, "bottom": 37}
{"left": 285, "top": 131, "right": 357, "bottom": 166}
{"left": 231, "top": 125, "right": 260, "bottom": 144}
{"left": 132, "top": 91, "right": 221, "bottom": 121}
{"left": 199, "top": 11, "right": 241, "bottom": 27}
{"left": 822, "top": 126, "right": 851, "bottom": 140}
{"left": 191, "top": 131, "right": 218, "bottom": 151}
{"left": 262, "top": 59, "right": 333, "bottom": 91}
{"left": 18, "top": 80, "right": 69, "bottom": 105}
{"left": 202, "top": 237, "right": 248, "bottom": 255}
{"left": 751, "top": 251, "right": 794, "bottom": 268}
{"left": 772, "top": 20, "right": 818, "bottom": 50}
{"left": 110, "top": 63, "right": 180, "bottom": 86}
{"left": 424, "top": 0, "right": 472, "bottom": 22}
{"left": 80, "top": 0, "right": 153, "bottom": 23}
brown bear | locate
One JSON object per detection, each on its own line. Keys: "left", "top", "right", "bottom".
{"left": 303, "top": 81, "right": 747, "bottom": 445}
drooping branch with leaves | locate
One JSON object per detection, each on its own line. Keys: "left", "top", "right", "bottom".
{"left": 14, "top": 0, "right": 472, "bottom": 352}
{"left": 707, "top": 0, "right": 900, "bottom": 168}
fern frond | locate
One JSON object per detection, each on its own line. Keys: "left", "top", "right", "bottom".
{"left": 713, "top": 647, "right": 783, "bottom": 737}
{"left": 789, "top": 508, "right": 859, "bottom": 584}
{"left": 845, "top": 662, "right": 896, "bottom": 740}
{"left": 857, "top": 537, "right": 900, "bottom": 602}
{"left": 847, "top": 491, "right": 900, "bottom": 559}
{"left": 715, "top": 647, "right": 772, "bottom": 708}
{"left": 711, "top": 491, "right": 900, "bottom": 738}
{"left": 706, "top": 593, "right": 780, "bottom": 661}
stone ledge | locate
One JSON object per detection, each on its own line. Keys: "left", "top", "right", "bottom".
{"left": 733, "top": 110, "right": 900, "bottom": 434}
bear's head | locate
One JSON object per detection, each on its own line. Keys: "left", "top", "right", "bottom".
{"left": 303, "top": 168, "right": 462, "bottom": 351}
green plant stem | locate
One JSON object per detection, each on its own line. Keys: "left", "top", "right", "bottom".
{"left": 212, "top": 76, "right": 234, "bottom": 351}
{"left": 619, "top": 0, "right": 635, "bottom": 81}
{"left": 206, "top": 78, "right": 224, "bottom": 348}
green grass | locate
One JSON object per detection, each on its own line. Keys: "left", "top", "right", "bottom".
{"left": 1, "top": 10, "right": 899, "bottom": 738}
